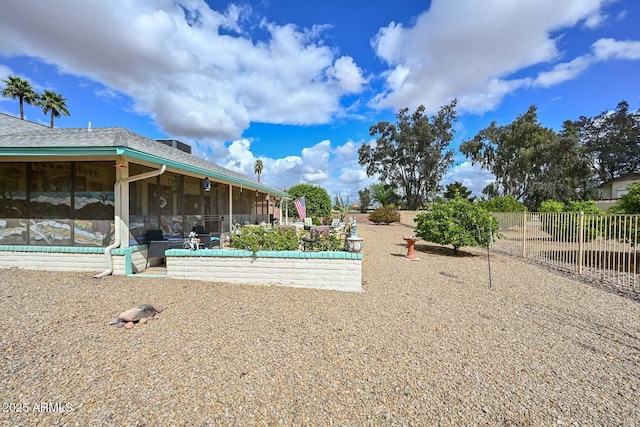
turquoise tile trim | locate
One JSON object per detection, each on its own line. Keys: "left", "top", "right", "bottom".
{"left": 159, "top": 249, "right": 363, "bottom": 260}
{"left": 0, "top": 245, "right": 105, "bottom": 254}
{"left": 112, "top": 245, "right": 145, "bottom": 255}
{"left": 111, "top": 246, "right": 139, "bottom": 276}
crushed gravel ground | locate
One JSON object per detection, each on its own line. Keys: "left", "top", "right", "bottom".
{"left": 1, "top": 220, "right": 639, "bottom": 426}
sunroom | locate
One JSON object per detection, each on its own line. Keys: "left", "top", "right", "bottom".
{"left": 0, "top": 113, "right": 290, "bottom": 276}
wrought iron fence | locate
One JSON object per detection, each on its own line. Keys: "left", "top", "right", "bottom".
{"left": 491, "top": 212, "right": 639, "bottom": 292}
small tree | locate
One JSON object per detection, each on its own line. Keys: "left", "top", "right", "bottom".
{"left": 443, "top": 181, "right": 472, "bottom": 200}
{"left": 414, "top": 197, "right": 499, "bottom": 253}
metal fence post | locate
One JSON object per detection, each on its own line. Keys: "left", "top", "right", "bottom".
{"left": 522, "top": 210, "right": 527, "bottom": 258}
{"left": 578, "top": 211, "right": 584, "bottom": 275}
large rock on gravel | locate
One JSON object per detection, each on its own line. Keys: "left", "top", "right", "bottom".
{"left": 108, "top": 304, "right": 163, "bottom": 326}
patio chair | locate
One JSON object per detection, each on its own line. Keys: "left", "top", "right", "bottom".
{"left": 192, "top": 225, "right": 206, "bottom": 235}
{"left": 330, "top": 218, "right": 344, "bottom": 231}
{"left": 198, "top": 233, "right": 212, "bottom": 249}
{"left": 146, "top": 229, "right": 167, "bottom": 268}
{"left": 303, "top": 217, "right": 313, "bottom": 230}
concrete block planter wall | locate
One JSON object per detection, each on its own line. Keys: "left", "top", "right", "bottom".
{"left": 165, "top": 249, "right": 363, "bottom": 292}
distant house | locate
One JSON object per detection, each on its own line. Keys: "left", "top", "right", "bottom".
{"left": 598, "top": 173, "right": 640, "bottom": 199}
{"left": 595, "top": 173, "right": 640, "bottom": 210}
{"left": 0, "top": 112, "right": 289, "bottom": 275}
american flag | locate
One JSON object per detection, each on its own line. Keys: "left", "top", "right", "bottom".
{"left": 293, "top": 196, "right": 306, "bottom": 220}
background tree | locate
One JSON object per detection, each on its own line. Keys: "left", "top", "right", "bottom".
{"left": 414, "top": 197, "right": 499, "bottom": 254}
{"left": 460, "top": 105, "right": 596, "bottom": 209}
{"left": 254, "top": 159, "right": 264, "bottom": 182}
{"left": 285, "top": 183, "right": 331, "bottom": 220}
{"left": 443, "top": 181, "right": 472, "bottom": 200}
{"left": 358, "top": 188, "right": 371, "bottom": 213}
{"left": 460, "top": 105, "right": 555, "bottom": 204}
{"left": 36, "top": 89, "right": 70, "bottom": 128}
{"left": 369, "top": 182, "right": 401, "bottom": 207}
{"left": 359, "top": 101, "right": 458, "bottom": 210}
{"left": 1, "top": 76, "right": 38, "bottom": 120}
{"left": 526, "top": 120, "right": 599, "bottom": 207}
{"left": 577, "top": 100, "right": 640, "bottom": 183}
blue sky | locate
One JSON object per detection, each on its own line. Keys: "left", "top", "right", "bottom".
{"left": 1, "top": 0, "right": 639, "bottom": 202}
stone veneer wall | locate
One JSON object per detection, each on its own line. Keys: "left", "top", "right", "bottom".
{"left": 166, "top": 249, "right": 363, "bottom": 292}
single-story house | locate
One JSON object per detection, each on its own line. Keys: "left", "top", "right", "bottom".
{"left": 598, "top": 173, "right": 640, "bottom": 200}
{"left": 596, "top": 172, "right": 640, "bottom": 210}
{"left": 0, "top": 112, "right": 290, "bottom": 276}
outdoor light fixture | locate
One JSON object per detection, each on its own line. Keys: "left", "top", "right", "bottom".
{"left": 204, "top": 177, "right": 211, "bottom": 191}
{"left": 256, "top": 190, "right": 259, "bottom": 198}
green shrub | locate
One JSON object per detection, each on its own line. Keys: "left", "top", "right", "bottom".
{"left": 230, "top": 226, "right": 300, "bottom": 253}
{"left": 414, "top": 197, "right": 499, "bottom": 253}
{"left": 538, "top": 200, "right": 565, "bottom": 213}
{"left": 477, "top": 195, "right": 526, "bottom": 212}
{"left": 305, "top": 230, "right": 344, "bottom": 252}
{"left": 538, "top": 200, "right": 602, "bottom": 241}
{"left": 368, "top": 206, "right": 400, "bottom": 224}
{"left": 609, "top": 183, "right": 640, "bottom": 214}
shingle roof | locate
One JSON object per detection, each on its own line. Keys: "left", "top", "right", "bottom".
{"left": 0, "top": 112, "right": 48, "bottom": 136}
{"left": 0, "top": 113, "right": 288, "bottom": 196}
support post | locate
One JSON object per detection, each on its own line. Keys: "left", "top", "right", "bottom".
{"left": 522, "top": 210, "right": 527, "bottom": 258}
{"left": 578, "top": 211, "right": 585, "bottom": 275}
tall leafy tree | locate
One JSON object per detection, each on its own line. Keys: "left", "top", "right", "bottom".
{"left": 1, "top": 76, "right": 38, "bottom": 120}
{"left": 359, "top": 101, "right": 458, "bottom": 210}
{"left": 460, "top": 105, "right": 596, "bottom": 209}
{"left": 460, "top": 105, "right": 555, "bottom": 204}
{"left": 526, "top": 120, "right": 599, "bottom": 207}
{"left": 443, "top": 181, "right": 472, "bottom": 200}
{"left": 577, "top": 100, "right": 640, "bottom": 183}
{"left": 285, "top": 183, "right": 331, "bottom": 219}
{"left": 36, "top": 89, "right": 70, "bottom": 128}
{"left": 254, "top": 159, "right": 264, "bottom": 182}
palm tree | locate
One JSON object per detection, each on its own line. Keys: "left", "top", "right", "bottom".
{"left": 1, "top": 76, "right": 38, "bottom": 120}
{"left": 36, "top": 90, "right": 70, "bottom": 128}
{"left": 254, "top": 159, "right": 264, "bottom": 182}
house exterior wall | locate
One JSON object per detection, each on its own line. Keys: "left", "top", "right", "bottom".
{"left": 598, "top": 176, "right": 640, "bottom": 200}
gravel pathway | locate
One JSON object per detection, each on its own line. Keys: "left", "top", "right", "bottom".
{"left": 1, "top": 221, "right": 639, "bottom": 426}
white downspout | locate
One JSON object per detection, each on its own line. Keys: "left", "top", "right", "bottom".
{"left": 95, "top": 164, "right": 167, "bottom": 278}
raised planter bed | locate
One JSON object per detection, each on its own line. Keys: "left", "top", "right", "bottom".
{"left": 165, "top": 249, "right": 363, "bottom": 292}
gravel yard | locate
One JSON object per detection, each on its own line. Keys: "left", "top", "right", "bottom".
{"left": 1, "top": 220, "right": 639, "bottom": 426}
